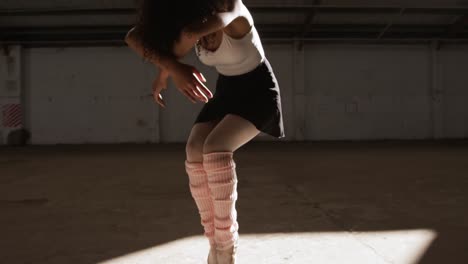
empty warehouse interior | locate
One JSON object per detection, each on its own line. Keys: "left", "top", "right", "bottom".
{"left": 1, "top": 0, "right": 468, "bottom": 263}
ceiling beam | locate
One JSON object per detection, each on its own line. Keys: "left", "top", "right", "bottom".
{"left": 446, "top": 14, "right": 468, "bottom": 37}
{"left": 377, "top": 8, "right": 406, "bottom": 39}
{"left": 0, "top": 8, "right": 134, "bottom": 16}
{"left": 1, "top": 6, "right": 468, "bottom": 16}
{"left": 1, "top": 24, "right": 465, "bottom": 43}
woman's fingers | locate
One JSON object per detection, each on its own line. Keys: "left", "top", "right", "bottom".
{"left": 194, "top": 80, "right": 212, "bottom": 101}
{"left": 193, "top": 84, "right": 208, "bottom": 102}
{"left": 157, "top": 94, "right": 166, "bottom": 108}
{"left": 189, "top": 83, "right": 203, "bottom": 98}
{"left": 152, "top": 78, "right": 167, "bottom": 108}
{"left": 151, "top": 73, "right": 167, "bottom": 107}
{"left": 192, "top": 72, "right": 213, "bottom": 100}
{"left": 186, "top": 83, "right": 206, "bottom": 103}
{"left": 153, "top": 93, "right": 166, "bottom": 108}
{"left": 183, "top": 89, "right": 197, "bottom": 103}
{"left": 193, "top": 70, "right": 207, "bottom": 83}
{"left": 169, "top": 63, "right": 211, "bottom": 104}
{"left": 152, "top": 77, "right": 164, "bottom": 96}
{"left": 183, "top": 84, "right": 198, "bottom": 103}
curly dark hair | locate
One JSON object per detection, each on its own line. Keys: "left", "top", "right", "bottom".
{"left": 134, "top": 0, "right": 230, "bottom": 60}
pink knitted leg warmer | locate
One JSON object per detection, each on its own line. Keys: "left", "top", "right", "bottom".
{"left": 202, "top": 152, "right": 239, "bottom": 251}
{"left": 185, "top": 160, "right": 216, "bottom": 247}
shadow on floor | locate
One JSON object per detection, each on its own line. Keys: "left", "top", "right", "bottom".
{"left": 1, "top": 141, "right": 467, "bottom": 263}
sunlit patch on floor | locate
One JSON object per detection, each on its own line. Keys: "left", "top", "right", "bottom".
{"left": 99, "top": 229, "right": 436, "bottom": 264}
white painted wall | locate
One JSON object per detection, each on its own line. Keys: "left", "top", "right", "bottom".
{"left": 439, "top": 45, "right": 468, "bottom": 139}
{"left": 21, "top": 43, "right": 468, "bottom": 144}
{"left": 304, "top": 44, "right": 432, "bottom": 140}
{"left": 24, "top": 47, "right": 157, "bottom": 144}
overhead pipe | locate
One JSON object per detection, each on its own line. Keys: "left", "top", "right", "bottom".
{"left": 3, "top": 37, "right": 468, "bottom": 49}
{"left": 377, "top": 8, "right": 406, "bottom": 39}
{"left": 1, "top": 30, "right": 467, "bottom": 46}
{"left": 1, "top": 5, "right": 468, "bottom": 16}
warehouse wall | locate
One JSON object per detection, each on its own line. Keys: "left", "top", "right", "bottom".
{"left": 23, "top": 47, "right": 156, "bottom": 144}
{"left": 439, "top": 46, "right": 468, "bottom": 139}
{"left": 0, "top": 46, "right": 23, "bottom": 145}
{"left": 21, "top": 43, "right": 468, "bottom": 144}
{"left": 303, "top": 43, "right": 468, "bottom": 141}
{"left": 305, "top": 44, "right": 432, "bottom": 140}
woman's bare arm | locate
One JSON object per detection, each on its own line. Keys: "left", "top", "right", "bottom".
{"left": 124, "top": 26, "right": 212, "bottom": 105}
{"left": 125, "top": 27, "right": 178, "bottom": 72}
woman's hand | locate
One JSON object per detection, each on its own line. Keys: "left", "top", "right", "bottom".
{"left": 152, "top": 66, "right": 170, "bottom": 108}
{"left": 168, "top": 61, "right": 213, "bottom": 104}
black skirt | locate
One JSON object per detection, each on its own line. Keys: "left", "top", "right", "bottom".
{"left": 194, "top": 58, "right": 285, "bottom": 139}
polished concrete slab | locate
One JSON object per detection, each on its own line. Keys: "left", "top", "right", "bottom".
{"left": 1, "top": 141, "right": 467, "bottom": 264}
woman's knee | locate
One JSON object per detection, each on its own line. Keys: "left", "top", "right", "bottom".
{"left": 186, "top": 121, "right": 220, "bottom": 162}
{"left": 186, "top": 140, "right": 204, "bottom": 162}
{"left": 203, "top": 135, "right": 233, "bottom": 154}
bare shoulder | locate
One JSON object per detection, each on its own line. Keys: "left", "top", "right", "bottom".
{"left": 223, "top": 1, "right": 254, "bottom": 39}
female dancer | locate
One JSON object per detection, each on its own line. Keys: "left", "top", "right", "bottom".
{"left": 125, "top": 0, "right": 285, "bottom": 263}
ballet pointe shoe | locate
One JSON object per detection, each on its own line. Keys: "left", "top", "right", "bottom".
{"left": 207, "top": 245, "right": 217, "bottom": 264}
{"left": 216, "top": 244, "right": 238, "bottom": 264}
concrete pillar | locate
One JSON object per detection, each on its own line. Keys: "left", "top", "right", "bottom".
{"left": 293, "top": 40, "right": 306, "bottom": 141}
{"left": 0, "top": 45, "right": 24, "bottom": 145}
{"left": 430, "top": 41, "right": 444, "bottom": 139}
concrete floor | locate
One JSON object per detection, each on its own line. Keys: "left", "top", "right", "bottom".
{"left": 1, "top": 141, "right": 467, "bottom": 264}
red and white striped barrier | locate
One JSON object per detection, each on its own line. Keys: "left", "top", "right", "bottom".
{"left": 2, "top": 103, "right": 22, "bottom": 128}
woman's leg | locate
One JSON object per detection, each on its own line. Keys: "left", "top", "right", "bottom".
{"left": 202, "top": 114, "right": 260, "bottom": 257}
{"left": 185, "top": 119, "right": 220, "bottom": 250}
{"left": 186, "top": 119, "right": 220, "bottom": 163}
{"left": 203, "top": 114, "right": 261, "bottom": 154}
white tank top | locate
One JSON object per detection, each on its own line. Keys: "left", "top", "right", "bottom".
{"left": 195, "top": 24, "right": 265, "bottom": 76}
